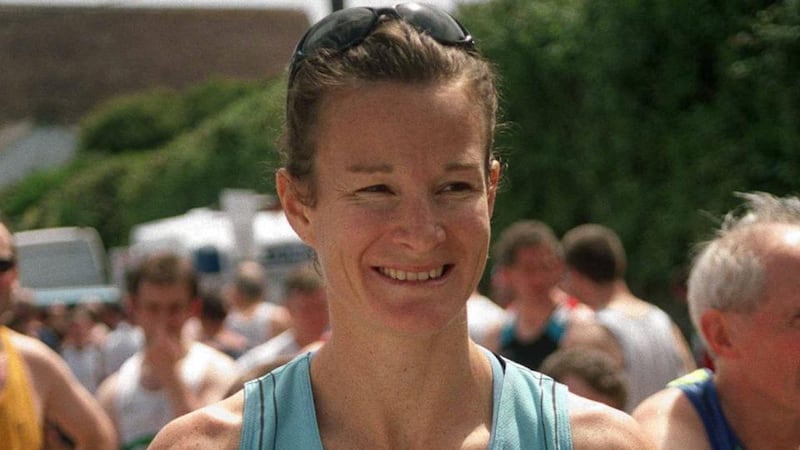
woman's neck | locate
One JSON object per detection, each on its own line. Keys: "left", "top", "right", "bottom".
{"left": 309, "top": 326, "right": 493, "bottom": 448}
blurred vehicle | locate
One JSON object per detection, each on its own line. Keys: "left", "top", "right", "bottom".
{"left": 129, "top": 189, "right": 313, "bottom": 304}
{"left": 14, "top": 226, "right": 120, "bottom": 306}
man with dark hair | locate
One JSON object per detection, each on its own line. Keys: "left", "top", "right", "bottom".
{"left": 0, "top": 219, "right": 116, "bottom": 449}
{"left": 485, "top": 220, "right": 597, "bottom": 370}
{"left": 560, "top": 224, "right": 695, "bottom": 412}
{"left": 96, "top": 251, "right": 237, "bottom": 449}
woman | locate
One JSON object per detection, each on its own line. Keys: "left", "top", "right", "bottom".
{"left": 150, "top": 4, "right": 653, "bottom": 449}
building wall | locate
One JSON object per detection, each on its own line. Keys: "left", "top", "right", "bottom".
{"left": 0, "top": 6, "right": 308, "bottom": 124}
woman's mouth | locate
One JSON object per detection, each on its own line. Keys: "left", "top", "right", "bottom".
{"left": 377, "top": 265, "right": 449, "bottom": 281}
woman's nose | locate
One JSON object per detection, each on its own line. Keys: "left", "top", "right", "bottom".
{"left": 391, "top": 197, "right": 446, "bottom": 251}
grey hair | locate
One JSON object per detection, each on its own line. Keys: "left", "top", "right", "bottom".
{"left": 687, "top": 191, "right": 800, "bottom": 332}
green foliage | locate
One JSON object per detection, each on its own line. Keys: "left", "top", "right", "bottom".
{"left": 459, "top": 0, "right": 800, "bottom": 305}
{"left": 5, "top": 0, "right": 800, "bottom": 317}
{"left": 77, "top": 89, "right": 184, "bottom": 154}
{"left": 6, "top": 79, "right": 286, "bottom": 247}
{"left": 77, "top": 78, "right": 260, "bottom": 155}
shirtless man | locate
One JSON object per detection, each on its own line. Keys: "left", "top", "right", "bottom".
{"left": 0, "top": 219, "right": 115, "bottom": 449}
{"left": 96, "top": 251, "right": 237, "bottom": 449}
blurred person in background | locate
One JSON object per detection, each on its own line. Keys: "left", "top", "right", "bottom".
{"left": 223, "top": 259, "right": 290, "bottom": 351}
{"left": 560, "top": 223, "right": 695, "bottom": 412}
{"left": 634, "top": 192, "right": 800, "bottom": 450}
{"left": 484, "top": 220, "right": 597, "bottom": 370}
{"left": 540, "top": 346, "right": 629, "bottom": 411}
{"left": 193, "top": 288, "right": 248, "bottom": 359}
{"left": 98, "top": 301, "right": 143, "bottom": 381}
{"left": 0, "top": 218, "right": 115, "bottom": 449}
{"left": 60, "top": 304, "right": 105, "bottom": 394}
{"left": 235, "top": 264, "right": 328, "bottom": 375}
{"left": 96, "top": 251, "right": 237, "bottom": 449}
{"left": 465, "top": 288, "right": 509, "bottom": 347}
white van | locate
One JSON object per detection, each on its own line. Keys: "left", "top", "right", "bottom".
{"left": 14, "top": 226, "right": 120, "bottom": 306}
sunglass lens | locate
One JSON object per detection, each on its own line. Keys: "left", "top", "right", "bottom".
{"left": 0, "top": 259, "right": 14, "bottom": 272}
{"left": 396, "top": 3, "right": 469, "bottom": 43}
{"left": 300, "top": 7, "right": 378, "bottom": 57}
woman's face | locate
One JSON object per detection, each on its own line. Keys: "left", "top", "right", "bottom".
{"left": 282, "top": 81, "right": 499, "bottom": 336}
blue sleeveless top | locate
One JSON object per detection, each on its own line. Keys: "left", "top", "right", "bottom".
{"left": 670, "top": 369, "right": 745, "bottom": 450}
{"left": 239, "top": 348, "right": 573, "bottom": 449}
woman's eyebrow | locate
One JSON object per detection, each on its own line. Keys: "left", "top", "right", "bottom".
{"left": 345, "top": 161, "right": 480, "bottom": 174}
{"left": 444, "top": 161, "right": 482, "bottom": 172}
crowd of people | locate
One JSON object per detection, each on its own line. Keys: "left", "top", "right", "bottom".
{"left": 2, "top": 3, "right": 798, "bottom": 450}
{"left": 0, "top": 220, "right": 328, "bottom": 449}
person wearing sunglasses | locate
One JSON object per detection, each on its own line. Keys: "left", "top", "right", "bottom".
{"left": 0, "top": 218, "right": 116, "bottom": 449}
{"left": 150, "top": 4, "right": 653, "bottom": 449}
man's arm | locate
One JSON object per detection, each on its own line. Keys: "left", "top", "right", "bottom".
{"left": 18, "top": 334, "right": 116, "bottom": 450}
{"left": 632, "top": 388, "right": 711, "bottom": 450}
{"left": 197, "top": 348, "right": 239, "bottom": 404}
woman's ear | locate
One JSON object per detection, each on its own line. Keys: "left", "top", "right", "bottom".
{"left": 276, "top": 169, "right": 315, "bottom": 246}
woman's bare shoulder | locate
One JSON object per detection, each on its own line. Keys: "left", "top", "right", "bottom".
{"left": 149, "top": 391, "right": 245, "bottom": 450}
{"left": 568, "top": 393, "right": 656, "bottom": 450}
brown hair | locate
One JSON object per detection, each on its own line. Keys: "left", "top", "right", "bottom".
{"left": 281, "top": 18, "right": 499, "bottom": 205}
{"left": 540, "top": 346, "right": 628, "bottom": 411}
{"left": 492, "top": 220, "right": 562, "bottom": 268}
{"left": 562, "top": 224, "right": 627, "bottom": 283}
{"left": 126, "top": 251, "right": 198, "bottom": 299}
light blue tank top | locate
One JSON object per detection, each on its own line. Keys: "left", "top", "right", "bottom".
{"left": 239, "top": 348, "right": 572, "bottom": 449}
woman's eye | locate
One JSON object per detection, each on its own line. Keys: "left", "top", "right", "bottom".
{"left": 359, "top": 184, "right": 391, "bottom": 194}
{"left": 442, "top": 182, "right": 474, "bottom": 193}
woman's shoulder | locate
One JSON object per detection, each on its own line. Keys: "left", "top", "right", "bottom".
{"left": 149, "top": 392, "right": 245, "bottom": 450}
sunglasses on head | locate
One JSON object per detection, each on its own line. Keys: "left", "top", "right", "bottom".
{"left": 0, "top": 257, "right": 15, "bottom": 273}
{"left": 289, "top": 2, "right": 475, "bottom": 84}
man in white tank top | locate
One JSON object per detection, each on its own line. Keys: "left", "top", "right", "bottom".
{"left": 96, "top": 251, "right": 237, "bottom": 449}
{"left": 560, "top": 224, "right": 696, "bottom": 412}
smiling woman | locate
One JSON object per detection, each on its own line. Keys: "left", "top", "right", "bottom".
{"left": 148, "top": 3, "right": 655, "bottom": 449}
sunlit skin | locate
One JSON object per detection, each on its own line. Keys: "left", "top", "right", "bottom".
{"left": 0, "top": 225, "right": 117, "bottom": 449}
{"left": 714, "top": 225, "right": 800, "bottom": 432}
{"left": 279, "top": 80, "right": 500, "bottom": 448}
{"left": 0, "top": 224, "right": 16, "bottom": 313}
{"left": 147, "top": 80, "right": 655, "bottom": 450}
{"left": 289, "top": 81, "right": 498, "bottom": 338}
{"left": 133, "top": 281, "right": 195, "bottom": 344}
{"left": 633, "top": 223, "right": 800, "bottom": 450}
{"left": 506, "top": 245, "right": 563, "bottom": 300}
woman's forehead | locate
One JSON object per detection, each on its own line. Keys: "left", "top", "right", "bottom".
{"left": 316, "top": 83, "right": 485, "bottom": 153}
